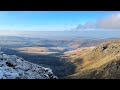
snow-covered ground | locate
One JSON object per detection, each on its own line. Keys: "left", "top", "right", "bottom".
{"left": 0, "top": 51, "right": 57, "bottom": 79}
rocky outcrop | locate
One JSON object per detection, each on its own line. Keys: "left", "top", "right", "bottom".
{"left": 0, "top": 51, "right": 57, "bottom": 79}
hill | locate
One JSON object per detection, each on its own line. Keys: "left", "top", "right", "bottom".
{"left": 64, "top": 40, "right": 120, "bottom": 79}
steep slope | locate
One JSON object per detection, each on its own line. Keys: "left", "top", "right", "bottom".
{"left": 0, "top": 51, "right": 57, "bottom": 79}
{"left": 65, "top": 40, "right": 120, "bottom": 79}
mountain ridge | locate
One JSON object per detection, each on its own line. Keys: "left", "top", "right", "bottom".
{"left": 65, "top": 40, "right": 120, "bottom": 79}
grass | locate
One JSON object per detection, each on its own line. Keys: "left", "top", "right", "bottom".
{"left": 64, "top": 40, "right": 120, "bottom": 78}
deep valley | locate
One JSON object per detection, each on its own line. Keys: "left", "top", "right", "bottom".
{"left": 0, "top": 35, "right": 120, "bottom": 78}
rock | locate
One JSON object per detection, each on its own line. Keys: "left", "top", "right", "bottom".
{"left": 0, "top": 70, "right": 3, "bottom": 79}
{"left": 53, "top": 76, "right": 58, "bottom": 79}
{"left": 4, "top": 72, "right": 19, "bottom": 79}
{"left": 0, "top": 61, "right": 5, "bottom": 67}
{"left": 6, "top": 60, "right": 17, "bottom": 67}
{"left": 2, "top": 76, "right": 7, "bottom": 79}
{"left": 0, "top": 51, "right": 57, "bottom": 79}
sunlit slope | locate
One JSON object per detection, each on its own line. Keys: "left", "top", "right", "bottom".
{"left": 65, "top": 40, "right": 120, "bottom": 79}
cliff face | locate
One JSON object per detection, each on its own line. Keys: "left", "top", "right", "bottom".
{"left": 0, "top": 51, "right": 57, "bottom": 79}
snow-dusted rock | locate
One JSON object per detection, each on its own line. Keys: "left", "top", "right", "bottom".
{"left": 0, "top": 70, "right": 3, "bottom": 79}
{"left": 3, "top": 72, "right": 19, "bottom": 79}
{"left": 0, "top": 51, "right": 58, "bottom": 79}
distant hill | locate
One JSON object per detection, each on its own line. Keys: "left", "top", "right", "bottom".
{"left": 0, "top": 35, "right": 120, "bottom": 50}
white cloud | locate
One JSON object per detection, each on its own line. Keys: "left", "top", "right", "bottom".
{"left": 75, "top": 22, "right": 96, "bottom": 30}
{"left": 75, "top": 13, "right": 120, "bottom": 30}
{"left": 96, "top": 13, "right": 120, "bottom": 29}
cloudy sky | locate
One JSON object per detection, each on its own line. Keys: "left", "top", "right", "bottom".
{"left": 0, "top": 11, "right": 120, "bottom": 31}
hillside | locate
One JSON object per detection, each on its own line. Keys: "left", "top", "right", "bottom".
{"left": 64, "top": 40, "right": 120, "bottom": 79}
{"left": 0, "top": 50, "right": 57, "bottom": 79}
{"left": 1, "top": 35, "right": 120, "bottom": 79}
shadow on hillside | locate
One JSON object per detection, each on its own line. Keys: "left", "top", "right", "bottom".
{"left": 1, "top": 47, "right": 76, "bottom": 78}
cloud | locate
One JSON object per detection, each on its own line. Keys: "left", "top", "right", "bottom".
{"left": 96, "top": 13, "right": 120, "bottom": 29}
{"left": 75, "top": 22, "right": 96, "bottom": 30}
{"left": 75, "top": 24, "right": 84, "bottom": 30}
{"left": 75, "top": 13, "right": 120, "bottom": 30}
{"left": 83, "top": 22, "right": 96, "bottom": 28}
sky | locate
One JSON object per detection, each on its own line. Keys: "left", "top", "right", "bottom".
{"left": 0, "top": 11, "right": 119, "bottom": 31}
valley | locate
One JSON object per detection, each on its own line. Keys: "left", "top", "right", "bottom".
{"left": 2, "top": 11, "right": 120, "bottom": 79}
{"left": 0, "top": 35, "right": 120, "bottom": 78}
